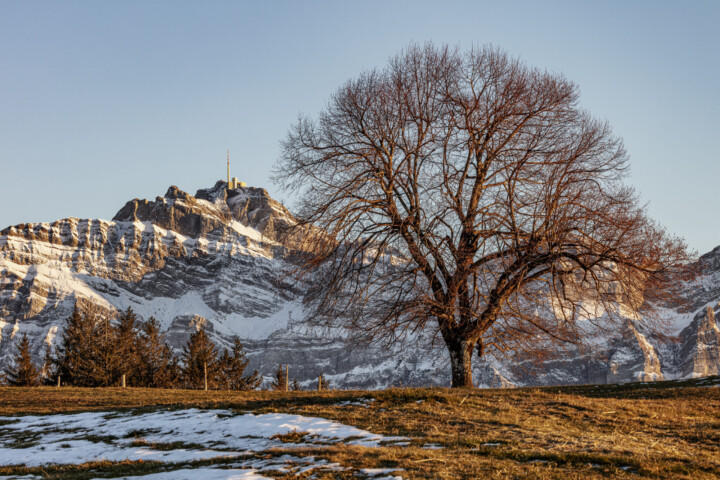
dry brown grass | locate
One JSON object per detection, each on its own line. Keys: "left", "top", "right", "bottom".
{"left": 0, "top": 378, "right": 718, "bottom": 479}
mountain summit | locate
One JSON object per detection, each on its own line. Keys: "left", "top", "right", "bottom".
{"left": 112, "top": 181, "right": 295, "bottom": 243}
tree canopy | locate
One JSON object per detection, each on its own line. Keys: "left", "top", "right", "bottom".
{"left": 275, "top": 43, "right": 690, "bottom": 387}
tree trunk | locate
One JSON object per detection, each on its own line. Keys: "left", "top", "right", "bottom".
{"left": 447, "top": 338, "right": 475, "bottom": 388}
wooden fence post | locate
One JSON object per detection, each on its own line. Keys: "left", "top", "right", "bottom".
{"left": 318, "top": 374, "right": 322, "bottom": 392}
{"left": 57, "top": 375, "right": 61, "bottom": 387}
{"left": 285, "top": 364, "right": 289, "bottom": 392}
{"left": 204, "top": 362, "right": 208, "bottom": 391}
{"left": 122, "top": 374, "right": 126, "bottom": 388}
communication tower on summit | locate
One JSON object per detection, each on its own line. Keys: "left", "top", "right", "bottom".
{"left": 226, "top": 150, "right": 246, "bottom": 189}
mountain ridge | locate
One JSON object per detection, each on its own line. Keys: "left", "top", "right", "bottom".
{"left": 1, "top": 182, "right": 719, "bottom": 388}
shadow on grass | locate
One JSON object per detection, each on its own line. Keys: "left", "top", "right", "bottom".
{"left": 537, "top": 375, "right": 720, "bottom": 399}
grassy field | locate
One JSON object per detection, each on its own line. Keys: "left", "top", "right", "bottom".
{"left": 0, "top": 377, "right": 719, "bottom": 479}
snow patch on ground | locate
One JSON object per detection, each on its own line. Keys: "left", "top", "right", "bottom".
{"left": 90, "top": 468, "right": 270, "bottom": 480}
{"left": 360, "top": 468, "right": 405, "bottom": 477}
{"left": 0, "top": 454, "right": 352, "bottom": 479}
{"left": 335, "top": 397, "right": 376, "bottom": 408}
{"left": 0, "top": 409, "right": 407, "bottom": 468}
{"left": 422, "top": 443, "right": 443, "bottom": 449}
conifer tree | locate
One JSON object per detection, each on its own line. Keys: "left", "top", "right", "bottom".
{"left": 270, "top": 365, "right": 288, "bottom": 391}
{"left": 181, "top": 326, "right": 219, "bottom": 389}
{"left": 290, "top": 378, "right": 301, "bottom": 391}
{"left": 165, "top": 355, "right": 181, "bottom": 388}
{"left": 90, "top": 314, "right": 123, "bottom": 387}
{"left": 218, "top": 338, "right": 261, "bottom": 391}
{"left": 4, "top": 334, "right": 40, "bottom": 386}
{"left": 41, "top": 343, "right": 56, "bottom": 385}
{"left": 218, "top": 349, "right": 231, "bottom": 388}
{"left": 115, "top": 307, "right": 140, "bottom": 385}
{"left": 138, "top": 317, "right": 178, "bottom": 388}
{"left": 55, "top": 305, "right": 97, "bottom": 386}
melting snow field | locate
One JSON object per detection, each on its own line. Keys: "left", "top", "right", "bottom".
{"left": 0, "top": 409, "right": 406, "bottom": 480}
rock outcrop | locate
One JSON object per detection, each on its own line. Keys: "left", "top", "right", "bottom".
{"left": 606, "top": 321, "right": 663, "bottom": 383}
{"left": 678, "top": 305, "right": 720, "bottom": 377}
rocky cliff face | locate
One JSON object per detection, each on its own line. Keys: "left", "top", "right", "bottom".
{"left": 1, "top": 181, "right": 719, "bottom": 388}
{"left": 0, "top": 183, "right": 294, "bottom": 356}
{"left": 678, "top": 305, "right": 720, "bottom": 378}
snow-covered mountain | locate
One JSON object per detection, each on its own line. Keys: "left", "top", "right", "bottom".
{"left": 1, "top": 181, "right": 718, "bottom": 387}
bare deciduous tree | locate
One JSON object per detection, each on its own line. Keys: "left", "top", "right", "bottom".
{"left": 275, "top": 44, "right": 690, "bottom": 388}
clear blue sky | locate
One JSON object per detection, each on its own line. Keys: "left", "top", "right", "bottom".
{"left": 1, "top": 1, "right": 718, "bottom": 253}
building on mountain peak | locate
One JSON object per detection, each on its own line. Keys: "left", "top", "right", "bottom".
{"left": 228, "top": 177, "right": 246, "bottom": 189}
{"left": 226, "top": 150, "right": 247, "bottom": 189}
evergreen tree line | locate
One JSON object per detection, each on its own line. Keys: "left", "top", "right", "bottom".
{"left": 2, "top": 305, "right": 261, "bottom": 390}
